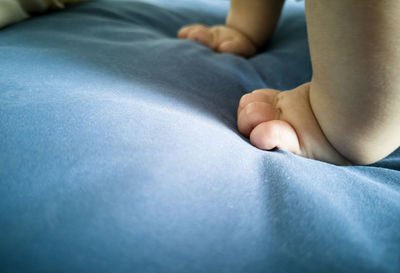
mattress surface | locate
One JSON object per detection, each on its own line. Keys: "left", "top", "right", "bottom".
{"left": 0, "top": 0, "right": 399, "bottom": 272}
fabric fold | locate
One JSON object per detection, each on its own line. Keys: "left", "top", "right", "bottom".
{"left": 0, "top": 0, "right": 88, "bottom": 29}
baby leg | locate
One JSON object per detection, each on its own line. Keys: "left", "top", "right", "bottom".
{"left": 238, "top": 0, "right": 400, "bottom": 165}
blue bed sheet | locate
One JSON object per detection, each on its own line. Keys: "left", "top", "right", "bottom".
{"left": 0, "top": 0, "right": 399, "bottom": 272}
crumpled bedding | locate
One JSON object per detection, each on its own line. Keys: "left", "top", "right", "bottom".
{"left": 0, "top": 0, "right": 399, "bottom": 272}
{"left": 0, "top": 0, "right": 87, "bottom": 29}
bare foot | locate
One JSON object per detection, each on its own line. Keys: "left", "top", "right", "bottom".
{"left": 237, "top": 83, "right": 351, "bottom": 165}
{"left": 177, "top": 24, "right": 257, "bottom": 57}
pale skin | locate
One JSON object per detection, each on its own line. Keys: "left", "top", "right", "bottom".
{"left": 178, "top": 0, "right": 400, "bottom": 165}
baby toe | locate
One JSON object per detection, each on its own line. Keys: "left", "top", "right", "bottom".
{"left": 250, "top": 120, "right": 301, "bottom": 155}
{"left": 237, "top": 101, "right": 277, "bottom": 137}
{"left": 238, "top": 89, "right": 279, "bottom": 114}
{"left": 187, "top": 26, "right": 213, "bottom": 47}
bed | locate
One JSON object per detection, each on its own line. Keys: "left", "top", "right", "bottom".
{"left": 1, "top": 0, "right": 399, "bottom": 272}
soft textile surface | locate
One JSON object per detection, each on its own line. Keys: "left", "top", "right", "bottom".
{"left": 0, "top": 0, "right": 87, "bottom": 29}
{"left": 1, "top": 0, "right": 399, "bottom": 272}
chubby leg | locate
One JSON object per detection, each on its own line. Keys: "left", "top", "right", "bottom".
{"left": 307, "top": 0, "right": 400, "bottom": 164}
{"left": 239, "top": 0, "right": 400, "bottom": 165}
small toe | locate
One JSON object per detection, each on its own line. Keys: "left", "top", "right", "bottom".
{"left": 250, "top": 120, "right": 301, "bottom": 155}
{"left": 238, "top": 89, "right": 279, "bottom": 115}
{"left": 187, "top": 26, "right": 214, "bottom": 47}
{"left": 237, "top": 101, "right": 277, "bottom": 137}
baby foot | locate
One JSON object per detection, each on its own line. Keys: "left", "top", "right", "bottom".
{"left": 177, "top": 24, "right": 257, "bottom": 57}
{"left": 237, "top": 83, "right": 351, "bottom": 165}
